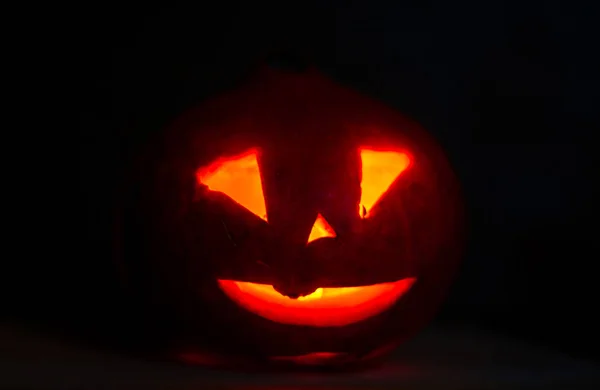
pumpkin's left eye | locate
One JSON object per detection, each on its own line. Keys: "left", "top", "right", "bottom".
{"left": 196, "top": 148, "right": 268, "bottom": 222}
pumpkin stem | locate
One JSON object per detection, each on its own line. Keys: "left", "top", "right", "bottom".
{"left": 265, "top": 51, "right": 310, "bottom": 73}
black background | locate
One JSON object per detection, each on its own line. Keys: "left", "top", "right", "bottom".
{"left": 18, "top": 0, "right": 600, "bottom": 365}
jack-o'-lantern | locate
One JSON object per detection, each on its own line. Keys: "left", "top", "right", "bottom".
{"left": 118, "top": 63, "right": 463, "bottom": 370}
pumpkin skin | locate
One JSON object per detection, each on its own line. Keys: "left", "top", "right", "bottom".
{"left": 118, "top": 66, "right": 463, "bottom": 369}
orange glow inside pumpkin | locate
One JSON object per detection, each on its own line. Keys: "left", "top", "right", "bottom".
{"left": 197, "top": 147, "right": 414, "bottom": 327}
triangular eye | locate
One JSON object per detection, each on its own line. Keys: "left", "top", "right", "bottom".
{"left": 196, "top": 149, "right": 268, "bottom": 221}
{"left": 359, "top": 149, "right": 410, "bottom": 218}
{"left": 307, "top": 214, "right": 336, "bottom": 244}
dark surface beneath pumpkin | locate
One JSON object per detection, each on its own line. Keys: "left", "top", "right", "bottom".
{"left": 2, "top": 324, "right": 599, "bottom": 390}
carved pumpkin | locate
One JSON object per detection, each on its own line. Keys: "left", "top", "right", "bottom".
{"left": 119, "top": 65, "right": 463, "bottom": 369}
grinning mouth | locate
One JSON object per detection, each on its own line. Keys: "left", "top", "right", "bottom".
{"left": 217, "top": 277, "right": 417, "bottom": 327}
